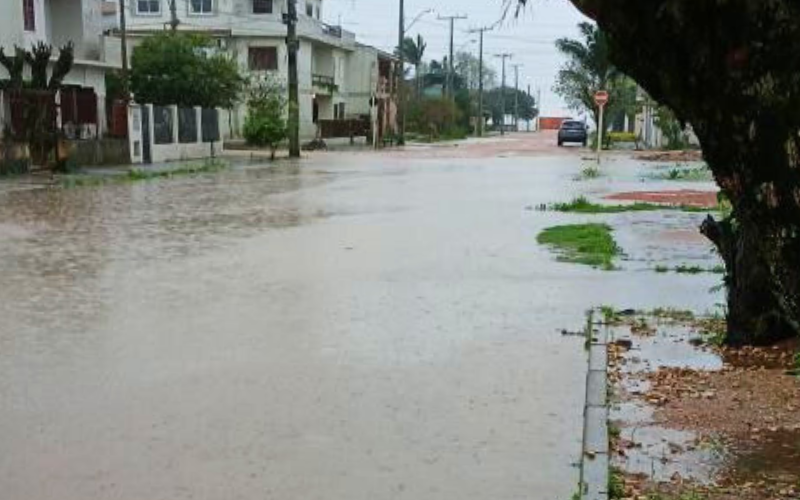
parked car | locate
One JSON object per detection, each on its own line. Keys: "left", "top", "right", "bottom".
{"left": 557, "top": 120, "right": 588, "bottom": 147}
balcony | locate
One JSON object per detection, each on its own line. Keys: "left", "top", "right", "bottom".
{"left": 312, "top": 74, "right": 337, "bottom": 94}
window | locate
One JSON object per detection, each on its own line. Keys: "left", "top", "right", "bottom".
{"left": 248, "top": 47, "right": 278, "bottom": 71}
{"left": 22, "top": 0, "right": 35, "bottom": 31}
{"left": 252, "top": 0, "right": 272, "bottom": 14}
{"left": 190, "top": 0, "right": 212, "bottom": 14}
{"left": 335, "top": 103, "right": 346, "bottom": 120}
{"left": 306, "top": 2, "right": 313, "bottom": 17}
{"left": 136, "top": 0, "right": 160, "bottom": 14}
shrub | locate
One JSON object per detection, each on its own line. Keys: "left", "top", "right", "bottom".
{"left": 243, "top": 76, "right": 287, "bottom": 159}
{"left": 408, "top": 97, "right": 462, "bottom": 139}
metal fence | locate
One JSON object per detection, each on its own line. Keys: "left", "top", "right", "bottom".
{"left": 201, "top": 108, "right": 220, "bottom": 143}
{"left": 153, "top": 106, "right": 173, "bottom": 144}
{"left": 178, "top": 107, "right": 198, "bottom": 144}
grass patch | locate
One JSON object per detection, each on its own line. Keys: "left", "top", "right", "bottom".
{"left": 127, "top": 160, "right": 227, "bottom": 180}
{"left": 537, "top": 223, "right": 621, "bottom": 270}
{"left": 653, "top": 264, "right": 726, "bottom": 275}
{"left": 62, "top": 160, "right": 228, "bottom": 188}
{"left": 550, "top": 196, "right": 715, "bottom": 214}
{"left": 574, "top": 165, "right": 602, "bottom": 180}
{"left": 655, "top": 165, "right": 713, "bottom": 182}
{"left": 608, "top": 467, "right": 625, "bottom": 500}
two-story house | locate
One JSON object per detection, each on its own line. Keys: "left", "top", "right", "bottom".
{"left": 0, "top": 0, "right": 117, "bottom": 139}
{"left": 114, "top": 0, "right": 398, "bottom": 140}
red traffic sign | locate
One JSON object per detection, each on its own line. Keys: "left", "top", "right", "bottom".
{"left": 594, "top": 90, "right": 609, "bottom": 107}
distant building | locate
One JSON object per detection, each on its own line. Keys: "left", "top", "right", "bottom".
{"left": 109, "top": 0, "right": 399, "bottom": 141}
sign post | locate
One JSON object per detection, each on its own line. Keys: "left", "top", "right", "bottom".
{"left": 594, "top": 90, "right": 609, "bottom": 164}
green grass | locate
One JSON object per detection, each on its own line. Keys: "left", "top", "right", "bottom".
{"left": 127, "top": 159, "right": 227, "bottom": 180}
{"left": 653, "top": 264, "right": 726, "bottom": 275}
{"left": 62, "top": 160, "right": 228, "bottom": 188}
{"left": 550, "top": 196, "right": 715, "bottom": 214}
{"left": 537, "top": 223, "right": 621, "bottom": 270}
{"left": 574, "top": 165, "right": 602, "bottom": 180}
{"left": 608, "top": 467, "right": 625, "bottom": 500}
{"left": 655, "top": 166, "right": 713, "bottom": 182}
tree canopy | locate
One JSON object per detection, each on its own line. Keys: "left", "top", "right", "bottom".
{"left": 484, "top": 87, "right": 537, "bottom": 126}
{"left": 130, "top": 33, "right": 245, "bottom": 109}
{"left": 553, "top": 22, "right": 630, "bottom": 128}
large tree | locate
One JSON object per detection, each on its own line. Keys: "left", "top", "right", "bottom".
{"left": 130, "top": 33, "right": 244, "bottom": 109}
{"left": 454, "top": 51, "right": 497, "bottom": 91}
{"left": 517, "top": 0, "right": 800, "bottom": 345}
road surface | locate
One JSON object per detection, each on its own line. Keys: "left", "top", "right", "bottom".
{"left": 0, "top": 132, "right": 719, "bottom": 500}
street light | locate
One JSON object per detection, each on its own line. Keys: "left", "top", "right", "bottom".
{"left": 405, "top": 8, "right": 435, "bottom": 35}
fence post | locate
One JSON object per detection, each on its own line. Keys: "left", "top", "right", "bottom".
{"left": 169, "top": 105, "right": 178, "bottom": 145}
{"left": 195, "top": 106, "right": 202, "bottom": 144}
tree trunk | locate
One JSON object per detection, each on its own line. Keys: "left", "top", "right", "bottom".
{"left": 701, "top": 214, "right": 799, "bottom": 346}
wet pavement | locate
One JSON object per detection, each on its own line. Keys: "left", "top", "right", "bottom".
{"left": 0, "top": 133, "right": 721, "bottom": 500}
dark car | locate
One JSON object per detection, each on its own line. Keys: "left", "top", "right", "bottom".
{"left": 557, "top": 120, "right": 588, "bottom": 147}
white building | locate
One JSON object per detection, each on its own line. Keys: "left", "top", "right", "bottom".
{"left": 113, "top": 0, "right": 398, "bottom": 141}
{"left": 0, "top": 0, "right": 117, "bottom": 138}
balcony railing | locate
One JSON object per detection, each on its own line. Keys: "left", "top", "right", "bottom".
{"left": 312, "top": 74, "right": 336, "bottom": 90}
{"left": 321, "top": 23, "right": 342, "bottom": 38}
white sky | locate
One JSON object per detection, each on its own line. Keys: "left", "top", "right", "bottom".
{"left": 322, "top": 0, "right": 590, "bottom": 116}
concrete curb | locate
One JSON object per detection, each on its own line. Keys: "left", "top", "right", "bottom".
{"left": 581, "top": 321, "right": 609, "bottom": 500}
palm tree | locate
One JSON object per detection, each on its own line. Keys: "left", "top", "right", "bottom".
{"left": 400, "top": 34, "right": 427, "bottom": 96}
{"left": 554, "top": 22, "right": 626, "bottom": 130}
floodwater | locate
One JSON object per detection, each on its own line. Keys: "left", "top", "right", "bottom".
{"left": 0, "top": 133, "right": 720, "bottom": 500}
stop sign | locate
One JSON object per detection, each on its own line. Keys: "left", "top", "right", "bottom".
{"left": 595, "top": 90, "right": 609, "bottom": 107}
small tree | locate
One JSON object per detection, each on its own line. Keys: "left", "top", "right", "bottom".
{"left": 654, "top": 106, "right": 689, "bottom": 150}
{"left": 130, "top": 33, "right": 244, "bottom": 109}
{"left": 242, "top": 75, "right": 287, "bottom": 160}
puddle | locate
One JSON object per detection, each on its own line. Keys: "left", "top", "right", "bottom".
{"left": 610, "top": 321, "right": 727, "bottom": 485}
{"left": 613, "top": 424, "right": 724, "bottom": 483}
{"left": 609, "top": 324, "right": 724, "bottom": 374}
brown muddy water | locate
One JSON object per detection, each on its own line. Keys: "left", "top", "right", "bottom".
{"left": 0, "top": 147, "right": 721, "bottom": 500}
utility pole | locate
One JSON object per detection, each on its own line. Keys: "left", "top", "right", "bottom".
{"left": 469, "top": 26, "right": 492, "bottom": 137}
{"left": 396, "top": 0, "right": 405, "bottom": 145}
{"left": 285, "top": 0, "right": 300, "bottom": 157}
{"left": 495, "top": 53, "right": 512, "bottom": 135}
{"left": 169, "top": 0, "right": 179, "bottom": 31}
{"left": 438, "top": 14, "right": 467, "bottom": 99}
{"left": 119, "top": 0, "right": 129, "bottom": 99}
{"left": 512, "top": 63, "right": 523, "bottom": 131}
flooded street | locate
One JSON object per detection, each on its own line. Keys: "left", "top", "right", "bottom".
{"left": 0, "top": 133, "right": 720, "bottom": 500}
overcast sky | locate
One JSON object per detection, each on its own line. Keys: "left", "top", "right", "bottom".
{"left": 323, "top": 0, "right": 590, "bottom": 116}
